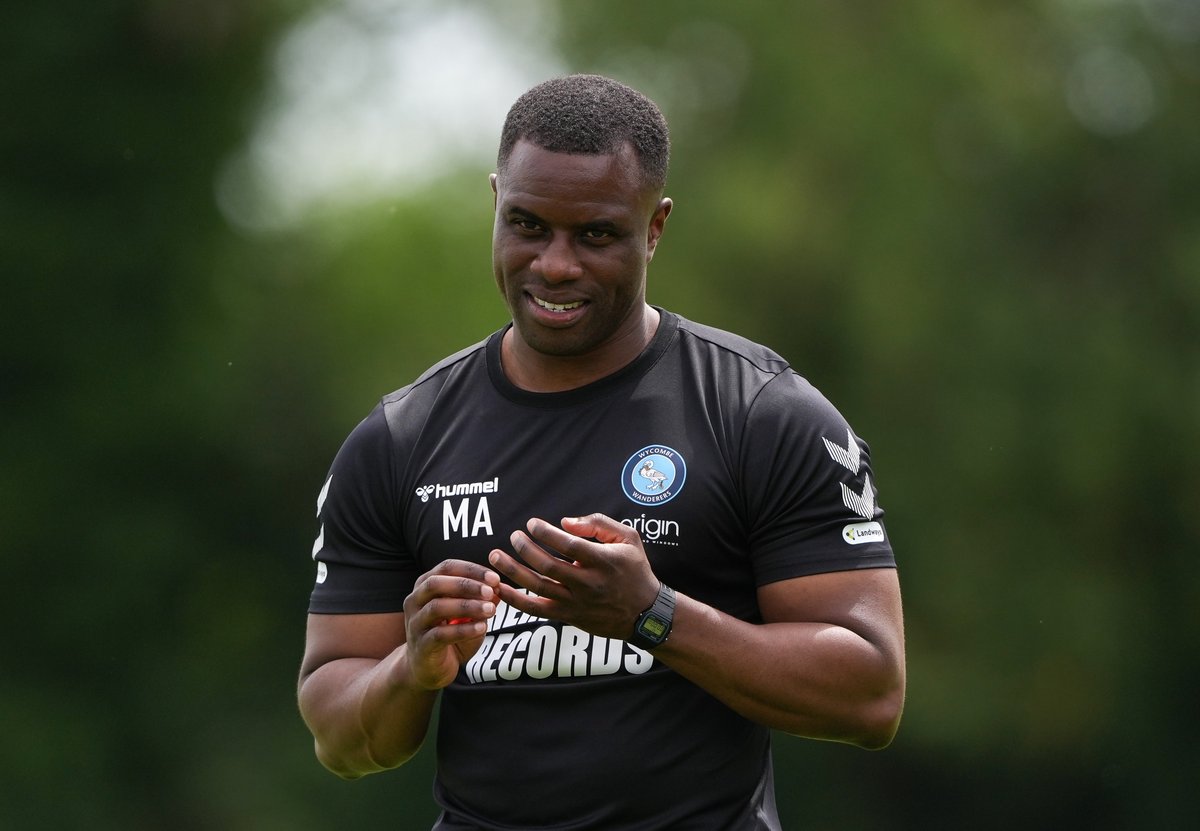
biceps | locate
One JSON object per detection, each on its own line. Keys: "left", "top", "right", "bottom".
{"left": 300, "top": 612, "right": 407, "bottom": 680}
{"left": 758, "top": 568, "right": 904, "bottom": 656}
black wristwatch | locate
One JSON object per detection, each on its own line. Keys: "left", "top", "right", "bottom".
{"left": 629, "top": 582, "right": 676, "bottom": 650}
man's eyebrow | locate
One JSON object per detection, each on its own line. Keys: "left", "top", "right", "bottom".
{"left": 580, "top": 218, "right": 624, "bottom": 235}
{"left": 503, "top": 204, "right": 624, "bottom": 232}
{"left": 582, "top": 217, "right": 620, "bottom": 229}
{"left": 503, "top": 205, "right": 542, "bottom": 222}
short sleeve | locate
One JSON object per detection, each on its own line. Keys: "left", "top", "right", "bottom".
{"left": 307, "top": 404, "right": 419, "bottom": 613}
{"left": 741, "top": 370, "right": 896, "bottom": 585}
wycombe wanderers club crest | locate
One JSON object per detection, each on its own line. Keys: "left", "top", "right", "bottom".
{"left": 621, "top": 445, "right": 687, "bottom": 506}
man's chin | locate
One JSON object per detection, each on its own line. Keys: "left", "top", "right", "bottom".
{"left": 512, "top": 327, "right": 591, "bottom": 359}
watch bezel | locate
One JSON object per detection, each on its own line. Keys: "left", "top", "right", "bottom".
{"left": 630, "top": 583, "right": 676, "bottom": 650}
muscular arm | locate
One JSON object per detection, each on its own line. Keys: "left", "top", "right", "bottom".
{"left": 298, "top": 612, "right": 433, "bottom": 778}
{"left": 656, "top": 568, "right": 905, "bottom": 748}
{"left": 490, "top": 515, "right": 905, "bottom": 750}
{"left": 298, "top": 562, "right": 500, "bottom": 779}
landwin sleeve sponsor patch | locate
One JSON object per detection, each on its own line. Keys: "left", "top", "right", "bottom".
{"left": 842, "top": 521, "right": 886, "bottom": 545}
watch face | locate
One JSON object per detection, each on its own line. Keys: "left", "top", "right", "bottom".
{"left": 639, "top": 614, "right": 669, "bottom": 641}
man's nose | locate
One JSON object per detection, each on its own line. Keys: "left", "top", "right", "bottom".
{"left": 532, "top": 233, "right": 583, "bottom": 283}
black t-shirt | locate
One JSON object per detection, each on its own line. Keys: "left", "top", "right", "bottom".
{"left": 309, "top": 310, "right": 896, "bottom": 830}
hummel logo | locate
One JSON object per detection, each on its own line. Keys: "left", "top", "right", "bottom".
{"left": 841, "top": 475, "right": 876, "bottom": 520}
{"left": 823, "top": 428, "right": 861, "bottom": 474}
{"left": 416, "top": 478, "right": 500, "bottom": 503}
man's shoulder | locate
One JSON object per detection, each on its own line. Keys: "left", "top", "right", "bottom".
{"left": 373, "top": 333, "right": 495, "bottom": 443}
{"left": 381, "top": 335, "right": 492, "bottom": 408}
{"left": 669, "top": 312, "right": 792, "bottom": 376}
{"left": 664, "top": 311, "right": 836, "bottom": 416}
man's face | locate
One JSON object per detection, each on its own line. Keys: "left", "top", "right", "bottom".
{"left": 491, "top": 140, "right": 670, "bottom": 362}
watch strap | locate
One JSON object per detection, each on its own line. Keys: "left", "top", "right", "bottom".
{"left": 629, "top": 582, "right": 676, "bottom": 650}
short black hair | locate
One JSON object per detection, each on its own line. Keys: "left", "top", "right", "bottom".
{"left": 497, "top": 74, "right": 670, "bottom": 192}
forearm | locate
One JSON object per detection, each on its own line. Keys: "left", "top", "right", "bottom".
{"left": 491, "top": 515, "right": 905, "bottom": 746}
{"left": 655, "top": 593, "right": 905, "bottom": 748}
{"left": 298, "top": 647, "right": 439, "bottom": 779}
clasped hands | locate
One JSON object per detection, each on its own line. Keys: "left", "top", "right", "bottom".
{"left": 402, "top": 513, "right": 660, "bottom": 691}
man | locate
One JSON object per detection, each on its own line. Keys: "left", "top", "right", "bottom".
{"left": 299, "top": 74, "right": 905, "bottom": 830}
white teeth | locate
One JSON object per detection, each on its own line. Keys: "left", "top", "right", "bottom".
{"left": 534, "top": 297, "right": 584, "bottom": 312}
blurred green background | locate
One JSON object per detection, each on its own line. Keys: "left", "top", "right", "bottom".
{"left": 4, "top": 0, "right": 1197, "bottom": 828}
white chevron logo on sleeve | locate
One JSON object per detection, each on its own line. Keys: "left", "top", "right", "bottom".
{"left": 311, "top": 524, "right": 325, "bottom": 559}
{"left": 313, "top": 475, "right": 332, "bottom": 560}
{"left": 841, "top": 475, "right": 876, "bottom": 520}
{"left": 823, "top": 428, "right": 861, "bottom": 474}
{"left": 316, "top": 475, "right": 333, "bottom": 516}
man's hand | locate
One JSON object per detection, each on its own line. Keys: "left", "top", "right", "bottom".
{"left": 402, "top": 560, "right": 501, "bottom": 690}
{"left": 488, "top": 513, "right": 660, "bottom": 640}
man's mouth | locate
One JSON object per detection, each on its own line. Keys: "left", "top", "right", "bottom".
{"left": 533, "top": 296, "right": 585, "bottom": 313}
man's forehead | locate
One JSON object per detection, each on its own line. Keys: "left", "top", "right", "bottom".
{"left": 499, "top": 139, "right": 640, "bottom": 184}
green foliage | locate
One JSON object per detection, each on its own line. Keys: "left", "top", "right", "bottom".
{"left": 4, "top": 0, "right": 1197, "bottom": 828}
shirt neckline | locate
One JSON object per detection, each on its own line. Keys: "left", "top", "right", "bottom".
{"left": 486, "top": 307, "right": 678, "bottom": 408}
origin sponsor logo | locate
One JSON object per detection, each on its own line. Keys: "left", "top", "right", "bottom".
{"left": 842, "top": 521, "right": 885, "bottom": 545}
{"left": 621, "top": 513, "right": 681, "bottom": 546}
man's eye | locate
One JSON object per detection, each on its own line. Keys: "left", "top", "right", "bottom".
{"left": 514, "top": 219, "right": 541, "bottom": 233}
{"left": 582, "top": 229, "right": 612, "bottom": 241}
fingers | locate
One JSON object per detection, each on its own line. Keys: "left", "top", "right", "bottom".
{"left": 493, "top": 515, "right": 642, "bottom": 589}
{"left": 426, "top": 516, "right": 650, "bottom": 639}
{"left": 493, "top": 578, "right": 556, "bottom": 619}
{"left": 489, "top": 529, "right": 574, "bottom": 601}
{"left": 401, "top": 560, "right": 501, "bottom": 690}
{"left": 488, "top": 514, "right": 659, "bottom": 641}
{"left": 518, "top": 514, "right": 635, "bottom": 565}
{"left": 406, "top": 560, "right": 501, "bottom": 635}
{"left": 559, "top": 513, "right": 638, "bottom": 545}
{"left": 412, "top": 560, "right": 501, "bottom": 600}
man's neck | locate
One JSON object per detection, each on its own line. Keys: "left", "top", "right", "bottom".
{"left": 501, "top": 305, "right": 660, "bottom": 393}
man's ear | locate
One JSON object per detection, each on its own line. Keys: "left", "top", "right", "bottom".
{"left": 645, "top": 197, "right": 673, "bottom": 263}
{"left": 490, "top": 173, "right": 499, "bottom": 208}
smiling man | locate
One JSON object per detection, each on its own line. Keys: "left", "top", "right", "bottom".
{"left": 489, "top": 122, "right": 670, "bottom": 389}
{"left": 298, "top": 75, "right": 905, "bottom": 830}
